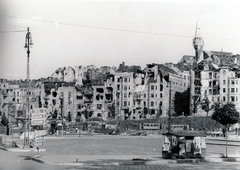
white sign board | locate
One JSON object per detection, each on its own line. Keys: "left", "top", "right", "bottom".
{"left": 31, "top": 120, "right": 45, "bottom": 126}
{"left": 34, "top": 136, "right": 44, "bottom": 142}
{"left": 30, "top": 108, "right": 49, "bottom": 126}
{"left": 32, "top": 114, "right": 45, "bottom": 119}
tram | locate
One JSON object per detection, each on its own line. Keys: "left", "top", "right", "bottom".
{"left": 139, "top": 122, "right": 160, "bottom": 130}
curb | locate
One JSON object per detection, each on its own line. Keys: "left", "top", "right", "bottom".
{"left": 205, "top": 157, "right": 240, "bottom": 162}
{"left": 30, "top": 156, "right": 240, "bottom": 166}
{"left": 206, "top": 142, "right": 240, "bottom": 146}
{"left": 31, "top": 158, "right": 121, "bottom": 166}
{"left": 0, "top": 146, "right": 7, "bottom": 151}
{"left": 0, "top": 146, "right": 46, "bottom": 152}
{"left": 207, "top": 138, "right": 240, "bottom": 142}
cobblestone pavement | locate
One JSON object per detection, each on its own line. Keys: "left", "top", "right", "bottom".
{"left": 66, "top": 162, "right": 240, "bottom": 170}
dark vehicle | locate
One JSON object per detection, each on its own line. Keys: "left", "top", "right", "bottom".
{"left": 94, "top": 124, "right": 115, "bottom": 135}
{"left": 129, "top": 131, "right": 147, "bottom": 136}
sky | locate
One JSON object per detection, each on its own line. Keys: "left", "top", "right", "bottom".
{"left": 1, "top": 0, "right": 240, "bottom": 80}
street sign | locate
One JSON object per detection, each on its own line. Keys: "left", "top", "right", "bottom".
{"left": 33, "top": 141, "right": 43, "bottom": 147}
{"left": 34, "top": 130, "right": 47, "bottom": 137}
{"left": 31, "top": 120, "right": 45, "bottom": 126}
{"left": 34, "top": 136, "right": 44, "bottom": 142}
{"left": 30, "top": 108, "right": 48, "bottom": 115}
{"left": 32, "top": 114, "right": 45, "bottom": 119}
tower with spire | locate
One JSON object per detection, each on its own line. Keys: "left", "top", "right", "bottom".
{"left": 193, "top": 21, "right": 204, "bottom": 63}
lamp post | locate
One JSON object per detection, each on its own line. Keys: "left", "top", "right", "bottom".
{"left": 7, "top": 102, "right": 13, "bottom": 142}
{"left": 60, "top": 97, "right": 64, "bottom": 137}
{"left": 87, "top": 104, "right": 89, "bottom": 134}
{"left": 23, "top": 27, "right": 33, "bottom": 148}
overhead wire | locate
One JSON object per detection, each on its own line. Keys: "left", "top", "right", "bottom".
{"left": 0, "top": 30, "right": 27, "bottom": 33}
{"left": 0, "top": 14, "right": 193, "bottom": 37}
{"left": 1, "top": 14, "right": 240, "bottom": 41}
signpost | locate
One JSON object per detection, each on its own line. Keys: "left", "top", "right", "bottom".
{"left": 29, "top": 108, "right": 49, "bottom": 149}
{"left": 30, "top": 135, "right": 45, "bottom": 148}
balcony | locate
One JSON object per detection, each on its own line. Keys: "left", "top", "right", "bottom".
{"left": 43, "top": 96, "right": 50, "bottom": 100}
{"left": 84, "top": 100, "right": 93, "bottom": 104}
{"left": 105, "top": 90, "right": 113, "bottom": 94}
{"left": 84, "top": 93, "right": 93, "bottom": 98}
{"left": 136, "top": 106, "right": 142, "bottom": 110}
{"left": 105, "top": 100, "right": 112, "bottom": 104}
{"left": 122, "top": 106, "right": 129, "bottom": 110}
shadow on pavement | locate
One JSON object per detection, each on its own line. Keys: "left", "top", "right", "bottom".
{"left": 18, "top": 155, "right": 33, "bottom": 160}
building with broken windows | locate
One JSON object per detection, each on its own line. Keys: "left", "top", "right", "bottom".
{"left": 0, "top": 79, "right": 41, "bottom": 126}
{"left": 113, "top": 72, "right": 134, "bottom": 120}
{"left": 46, "top": 62, "right": 192, "bottom": 121}
{"left": 131, "top": 64, "right": 167, "bottom": 119}
{"left": 191, "top": 56, "right": 240, "bottom": 115}
{"left": 40, "top": 81, "right": 82, "bottom": 122}
{"left": 187, "top": 21, "right": 240, "bottom": 115}
{"left": 91, "top": 79, "right": 112, "bottom": 120}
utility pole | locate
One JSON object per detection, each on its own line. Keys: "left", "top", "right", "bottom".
{"left": 87, "top": 104, "right": 89, "bottom": 134}
{"left": 168, "top": 80, "right": 171, "bottom": 132}
{"left": 147, "top": 80, "right": 150, "bottom": 121}
{"left": 60, "top": 97, "right": 64, "bottom": 137}
{"left": 24, "top": 27, "right": 33, "bottom": 148}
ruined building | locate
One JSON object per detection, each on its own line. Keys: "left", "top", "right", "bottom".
{"left": 187, "top": 21, "right": 240, "bottom": 115}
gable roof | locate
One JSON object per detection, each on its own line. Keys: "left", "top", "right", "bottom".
{"left": 173, "top": 63, "right": 190, "bottom": 71}
{"left": 177, "top": 55, "right": 196, "bottom": 64}
{"left": 157, "top": 64, "right": 178, "bottom": 76}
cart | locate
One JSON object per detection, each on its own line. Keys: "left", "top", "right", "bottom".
{"left": 162, "top": 132, "right": 206, "bottom": 159}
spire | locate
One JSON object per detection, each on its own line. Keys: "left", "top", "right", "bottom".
{"left": 193, "top": 21, "right": 204, "bottom": 63}
{"left": 195, "top": 20, "right": 201, "bottom": 37}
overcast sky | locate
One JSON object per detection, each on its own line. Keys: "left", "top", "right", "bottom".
{"left": 1, "top": 0, "right": 240, "bottom": 80}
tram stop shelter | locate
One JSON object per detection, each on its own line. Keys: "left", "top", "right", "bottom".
{"left": 162, "top": 132, "right": 206, "bottom": 159}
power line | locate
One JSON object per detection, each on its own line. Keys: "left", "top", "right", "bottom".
{"left": 1, "top": 14, "right": 192, "bottom": 37}
{"left": 0, "top": 30, "right": 27, "bottom": 33}
{"left": 1, "top": 14, "right": 240, "bottom": 42}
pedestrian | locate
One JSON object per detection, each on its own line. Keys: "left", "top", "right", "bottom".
{"left": 222, "top": 127, "right": 226, "bottom": 137}
{"left": 37, "top": 146, "right": 39, "bottom": 155}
